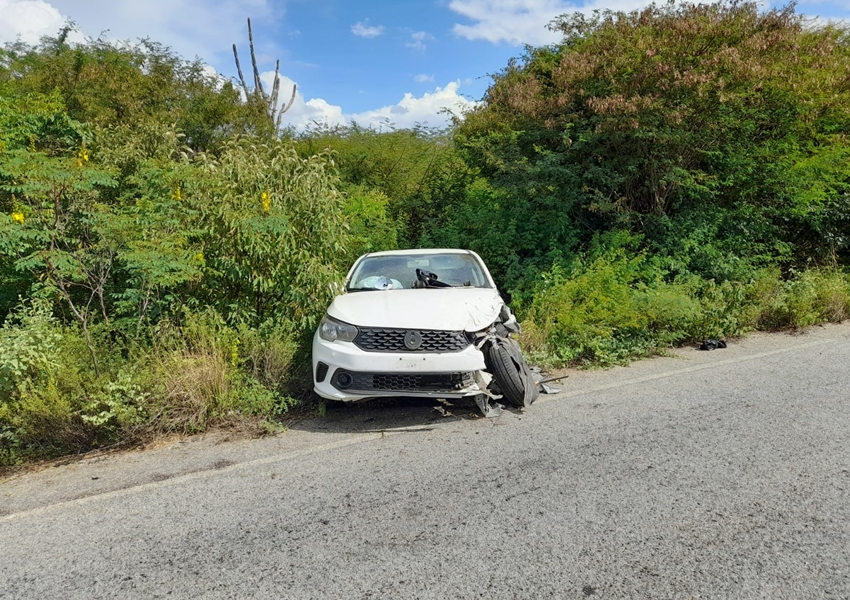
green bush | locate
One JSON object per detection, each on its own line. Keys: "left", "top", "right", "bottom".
{"left": 0, "top": 302, "right": 97, "bottom": 464}
{"left": 751, "top": 268, "right": 850, "bottom": 330}
{"left": 521, "top": 250, "right": 676, "bottom": 366}
{"left": 521, "top": 258, "right": 850, "bottom": 368}
{"left": 0, "top": 305, "right": 300, "bottom": 465}
{"left": 0, "top": 299, "right": 61, "bottom": 398}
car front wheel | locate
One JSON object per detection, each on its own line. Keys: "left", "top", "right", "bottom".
{"left": 485, "top": 337, "right": 539, "bottom": 408}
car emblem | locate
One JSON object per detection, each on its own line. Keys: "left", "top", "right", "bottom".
{"left": 404, "top": 330, "right": 423, "bottom": 350}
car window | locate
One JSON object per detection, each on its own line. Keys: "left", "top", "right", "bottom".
{"left": 348, "top": 253, "right": 491, "bottom": 290}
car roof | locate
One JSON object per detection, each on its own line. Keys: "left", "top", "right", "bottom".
{"left": 360, "top": 248, "right": 475, "bottom": 258}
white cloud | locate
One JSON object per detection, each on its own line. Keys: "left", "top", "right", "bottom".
{"left": 260, "top": 72, "right": 346, "bottom": 130}
{"left": 406, "top": 30, "right": 434, "bottom": 52}
{"left": 0, "top": 0, "right": 84, "bottom": 44}
{"left": 0, "top": 0, "right": 274, "bottom": 63}
{"left": 414, "top": 73, "right": 434, "bottom": 83}
{"left": 448, "top": 0, "right": 656, "bottom": 46}
{"left": 266, "top": 72, "right": 479, "bottom": 131}
{"left": 351, "top": 20, "right": 384, "bottom": 38}
{"left": 346, "top": 81, "right": 479, "bottom": 130}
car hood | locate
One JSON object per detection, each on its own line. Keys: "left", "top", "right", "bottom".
{"left": 327, "top": 288, "right": 504, "bottom": 332}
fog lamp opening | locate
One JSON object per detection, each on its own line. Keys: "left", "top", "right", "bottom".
{"left": 336, "top": 372, "right": 353, "bottom": 389}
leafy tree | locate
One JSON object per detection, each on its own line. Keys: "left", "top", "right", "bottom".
{"left": 294, "top": 124, "right": 476, "bottom": 247}
{"left": 456, "top": 1, "right": 850, "bottom": 283}
{"left": 1, "top": 35, "right": 272, "bottom": 153}
{"left": 187, "top": 138, "right": 347, "bottom": 328}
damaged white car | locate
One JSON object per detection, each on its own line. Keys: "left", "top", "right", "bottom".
{"left": 312, "top": 249, "right": 538, "bottom": 416}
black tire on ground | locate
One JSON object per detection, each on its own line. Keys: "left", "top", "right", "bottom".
{"left": 485, "top": 337, "right": 539, "bottom": 408}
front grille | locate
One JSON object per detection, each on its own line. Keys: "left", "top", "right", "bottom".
{"left": 334, "top": 371, "right": 475, "bottom": 393}
{"left": 354, "top": 328, "right": 469, "bottom": 353}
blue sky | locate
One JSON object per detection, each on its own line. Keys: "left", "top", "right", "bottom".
{"left": 2, "top": 0, "right": 849, "bottom": 130}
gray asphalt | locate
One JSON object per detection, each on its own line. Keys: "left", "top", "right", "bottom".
{"left": 2, "top": 324, "right": 850, "bottom": 599}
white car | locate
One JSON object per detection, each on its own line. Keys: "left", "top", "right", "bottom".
{"left": 312, "top": 249, "right": 538, "bottom": 416}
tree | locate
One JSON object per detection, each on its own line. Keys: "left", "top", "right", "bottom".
{"left": 1, "top": 35, "right": 272, "bottom": 153}
{"left": 456, "top": 1, "right": 850, "bottom": 281}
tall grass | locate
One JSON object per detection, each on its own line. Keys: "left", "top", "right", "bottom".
{"left": 0, "top": 305, "right": 300, "bottom": 466}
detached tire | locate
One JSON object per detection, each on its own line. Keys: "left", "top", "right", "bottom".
{"left": 485, "top": 337, "right": 539, "bottom": 408}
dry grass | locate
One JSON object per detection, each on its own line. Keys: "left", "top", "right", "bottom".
{"left": 153, "top": 350, "right": 231, "bottom": 433}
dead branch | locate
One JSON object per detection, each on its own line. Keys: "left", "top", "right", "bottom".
{"left": 247, "top": 18, "right": 265, "bottom": 96}
{"left": 232, "top": 44, "right": 250, "bottom": 98}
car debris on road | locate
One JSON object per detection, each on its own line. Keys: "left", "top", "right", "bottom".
{"left": 699, "top": 339, "right": 728, "bottom": 350}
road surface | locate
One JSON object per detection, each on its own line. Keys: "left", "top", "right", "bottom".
{"left": 2, "top": 324, "right": 849, "bottom": 599}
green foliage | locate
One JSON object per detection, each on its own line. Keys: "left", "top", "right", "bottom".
{"left": 293, "top": 124, "right": 476, "bottom": 247}
{"left": 752, "top": 268, "right": 850, "bottom": 329}
{"left": 0, "top": 35, "right": 345, "bottom": 465}
{"left": 0, "top": 300, "right": 61, "bottom": 399}
{"left": 522, "top": 258, "right": 850, "bottom": 368}
{"left": 1, "top": 36, "right": 271, "bottom": 152}
{"left": 0, "top": 305, "right": 302, "bottom": 465}
{"left": 190, "top": 138, "right": 347, "bottom": 327}
{"left": 522, "top": 249, "right": 689, "bottom": 365}
{"left": 456, "top": 1, "right": 850, "bottom": 288}
{"left": 0, "top": 305, "right": 97, "bottom": 464}
{"left": 342, "top": 185, "right": 399, "bottom": 257}
{"left": 5, "top": 8, "right": 850, "bottom": 465}
{"left": 157, "top": 309, "right": 302, "bottom": 427}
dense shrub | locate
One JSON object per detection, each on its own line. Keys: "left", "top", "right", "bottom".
{"left": 0, "top": 305, "right": 299, "bottom": 465}
{"left": 522, "top": 260, "right": 850, "bottom": 368}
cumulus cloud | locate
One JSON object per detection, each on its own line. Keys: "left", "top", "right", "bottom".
{"left": 0, "top": 0, "right": 84, "bottom": 44}
{"left": 406, "top": 30, "right": 434, "bottom": 52}
{"left": 260, "top": 72, "right": 345, "bottom": 129}
{"left": 448, "top": 0, "right": 655, "bottom": 46}
{"left": 265, "top": 72, "right": 479, "bottom": 131}
{"left": 414, "top": 73, "right": 435, "bottom": 83}
{"left": 346, "top": 81, "right": 479, "bottom": 129}
{"left": 351, "top": 20, "right": 384, "bottom": 38}
{"left": 0, "top": 0, "right": 274, "bottom": 62}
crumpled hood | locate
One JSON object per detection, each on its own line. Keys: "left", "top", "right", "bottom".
{"left": 327, "top": 288, "right": 504, "bottom": 332}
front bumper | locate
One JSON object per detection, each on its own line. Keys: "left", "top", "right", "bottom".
{"left": 312, "top": 331, "right": 488, "bottom": 401}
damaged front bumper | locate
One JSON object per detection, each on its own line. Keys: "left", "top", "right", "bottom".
{"left": 312, "top": 331, "right": 491, "bottom": 402}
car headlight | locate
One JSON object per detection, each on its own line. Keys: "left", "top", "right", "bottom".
{"left": 319, "top": 315, "right": 358, "bottom": 342}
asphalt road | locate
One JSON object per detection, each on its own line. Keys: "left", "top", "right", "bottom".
{"left": 2, "top": 324, "right": 850, "bottom": 599}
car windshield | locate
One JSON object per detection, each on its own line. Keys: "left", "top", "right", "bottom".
{"left": 347, "top": 253, "right": 491, "bottom": 291}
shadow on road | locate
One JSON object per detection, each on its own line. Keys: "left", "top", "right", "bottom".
{"left": 285, "top": 396, "right": 516, "bottom": 436}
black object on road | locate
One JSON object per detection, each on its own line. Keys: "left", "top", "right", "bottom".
{"left": 699, "top": 339, "right": 727, "bottom": 351}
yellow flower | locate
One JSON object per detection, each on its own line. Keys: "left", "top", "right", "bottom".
{"left": 11, "top": 211, "right": 24, "bottom": 224}
{"left": 194, "top": 252, "right": 204, "bottom": 263}
{"left": 261, "top": 191, "right": 271, "bottom": 213}
{"left": 75, "top": 146, "right": 89, "bottom": 167}
{"left": 172, "top": 186, "right": 182, "bottom": 201}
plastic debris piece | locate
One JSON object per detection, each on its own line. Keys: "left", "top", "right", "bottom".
{"left": 433, "top": 405, "right": 454, "bottom": 417}
{"left": 699, "top": 339, "right": 728, "bottom": 351}
{"left": 474, "top": 394, "right": 504, "bottom": 418}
